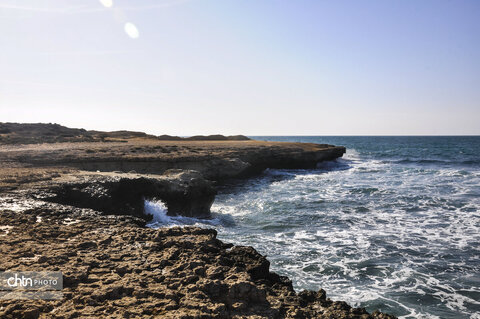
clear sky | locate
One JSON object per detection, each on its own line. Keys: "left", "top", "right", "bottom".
{"left": 0, "top": 0, "right": 479, "bottom": 135}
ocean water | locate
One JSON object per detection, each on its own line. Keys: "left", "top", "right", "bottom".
{"left": 147, "top": 136, "right": 480, "bottom": 319}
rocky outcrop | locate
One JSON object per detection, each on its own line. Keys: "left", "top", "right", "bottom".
{"left": 1, "top": 140, "right": 345, "bottom": 182}
{"left": 0, "top": 137, "right": 345, "bottom": 219}
{"left": 42, "top": 170, "right": 216, "bottom": 219}
{"left": 220, "top": 144, "right": 346, "bottom": 179}
{"left": 0, "top": 207, "right": 396, "bottom": 318}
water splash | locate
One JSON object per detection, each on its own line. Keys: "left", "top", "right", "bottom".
{"left": 144, "top": 199, "right": 227, "bottom": 228}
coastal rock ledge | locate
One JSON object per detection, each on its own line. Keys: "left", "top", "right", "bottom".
{"left": 42, "top": 170, "right": 216, "bottom": 219}
{"left": 2, "top": 139, "right": 346, "bottom": 218}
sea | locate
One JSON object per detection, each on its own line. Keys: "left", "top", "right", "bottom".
{"left": 146, "top": 136, "right": 480, "bottom": 319}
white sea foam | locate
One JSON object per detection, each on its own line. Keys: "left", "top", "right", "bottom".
{"left": 145, "top": 200, "right": 224, "bottom": 228}
{"left": 147, "top": 142, "right": 480, "bottom": 318}
{"left": 210, "top": 150, "right": 479, "bottom": 317}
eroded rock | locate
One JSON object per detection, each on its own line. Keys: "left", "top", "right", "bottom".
{"left": 42, "top": 170, "right": 216, "bottom": 219}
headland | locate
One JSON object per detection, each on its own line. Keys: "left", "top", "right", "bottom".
{"left": 0, "top": 123, "right": 396, "bottom": 318}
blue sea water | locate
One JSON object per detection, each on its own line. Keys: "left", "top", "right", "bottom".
{"left": 147, "top": 136, "right": 480, "bottom": 319}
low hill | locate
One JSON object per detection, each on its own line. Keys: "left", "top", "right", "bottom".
{"left": 0, "top": 123, "right": 250, "bottom": 144}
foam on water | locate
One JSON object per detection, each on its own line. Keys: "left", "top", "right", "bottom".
{"left": 147, "top": 136, "right": 480, "bottom": 318}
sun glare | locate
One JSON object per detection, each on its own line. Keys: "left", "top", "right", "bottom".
{"left": 99, "top": 0, "right": 113, "bottom": 8}
{"left": 124, "top": 22, "right": 139, "bottom": 39}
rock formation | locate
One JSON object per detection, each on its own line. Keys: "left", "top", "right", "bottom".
{"left": 43, "top": 170, "right": 216, "bottom": 219}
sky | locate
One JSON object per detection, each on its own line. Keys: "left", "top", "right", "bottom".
{"left": 0, "top": 0, "right": 479, "bottom": 135}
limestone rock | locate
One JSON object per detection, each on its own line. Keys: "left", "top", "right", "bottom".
{"left": 43, "top": 170, "right": 216, "bottom": 219}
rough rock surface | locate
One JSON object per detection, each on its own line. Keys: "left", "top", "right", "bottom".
{"left": 0, "top": 206, "right": 396, "bottom": 319}
{"left": 0, "top": 139, "right": 345, "bottom": 182}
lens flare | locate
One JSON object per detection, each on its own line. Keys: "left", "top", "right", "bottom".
{"left": 99, "top": 0, "right": 113, "bottom": 8}
{"left": 124, "top": 22, "right": 139, "bottom": 39}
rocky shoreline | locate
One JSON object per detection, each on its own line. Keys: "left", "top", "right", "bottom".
{"left": 0, "top": 205, "right": 395, "bottom": 318}
{"left": 0, "top": 124, "right": 396, "bottom": 318}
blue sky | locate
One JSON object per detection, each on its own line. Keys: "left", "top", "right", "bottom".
{"left": 0, "top": 0, "right": 479, "bottom": 135}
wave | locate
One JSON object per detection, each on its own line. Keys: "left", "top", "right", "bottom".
{"left": 209, "top": 154, "right": 480, "bottom": 318}
{"left": 144, "top": 200, "right": 232, "bottom": 228}
{"left": 389, "top": 159, "right": 480, "bottom": 166}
